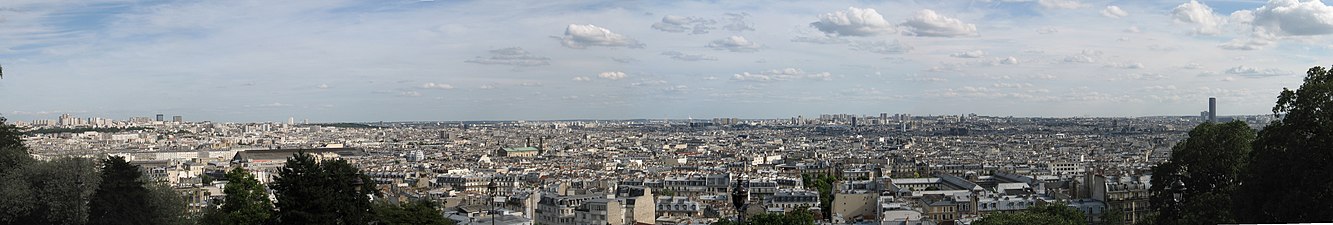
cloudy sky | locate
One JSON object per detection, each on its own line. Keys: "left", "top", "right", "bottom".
{"left": 2, "top": 0, "right": 1331, "bottom": 122}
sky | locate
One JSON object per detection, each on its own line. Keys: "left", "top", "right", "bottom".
{"left": 2, "top": 0, "right": 1332, "bottom": 122}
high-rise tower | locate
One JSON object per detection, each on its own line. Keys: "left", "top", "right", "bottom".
{"left": 1209, "top": 97, "right": 1217, "bottom": 123}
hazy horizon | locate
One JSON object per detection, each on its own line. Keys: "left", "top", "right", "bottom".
{"left": 3, "top": 0, "right": 1329, "bottom": 122}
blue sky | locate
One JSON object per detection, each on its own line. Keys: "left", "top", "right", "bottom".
{"left": 2, "top": 0, "right": 1331, "bottom": 122}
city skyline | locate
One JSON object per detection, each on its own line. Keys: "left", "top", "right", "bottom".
{"left": 4, "top": 0, "right": 1332, "bottom": 122}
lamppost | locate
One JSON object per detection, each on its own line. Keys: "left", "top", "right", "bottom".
{"left": 1170, "top": 174, "right": 1186, "bottom": 222}
{"left": 488, "top": 179, "right": 498, "bottom": 225}
{"left": 731, "top": 175, "right": 749, "bottom": 223}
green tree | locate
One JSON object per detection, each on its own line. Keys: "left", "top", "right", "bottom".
{"left": 202, "top": 167, "right": 273, "bottom": 225}
{"left": 372, "top": 199, "right": 455, "bottom": 225}
{"left": 144, "top": 182, "right": 190, "bottom": 225}
{"left": 1148, "top": 121, "right": 1253, "bottom": 225}
{"left": 88, "top": 156, "right": 153, "bottom": 225}
{"left": 15, "top": 157, "right": 101, "bottom": 225}
{"left": 801, "top": 173, "right": 836, "bottom": 220}
{"left": 0, "top": 117, "right": 31, "bottom": 175}
{"left": 711, "top": 207, "right": 814, "bottom": 225}
{"left": 1236, "top": 65, "right": 1333, "bottom": 222}
{"left": 271, "top": 152, "right": 376, "bottom": 225}
{"left": 1100, "top": 208, "right": 1124, "bottom": 225}
{"left": 974, "top": 204, "right": 1085, "bottom": 225}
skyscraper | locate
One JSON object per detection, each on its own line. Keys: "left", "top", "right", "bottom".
{"left": 155, "top": 114, "right": 164, "bottom": 122}
{"left": 1209, "top": 97, "right": 1217, "bottom": 123}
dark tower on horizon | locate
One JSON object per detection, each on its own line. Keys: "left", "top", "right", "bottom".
{"left": 1209, "top": 97, "right": 1217, "bottom": 123}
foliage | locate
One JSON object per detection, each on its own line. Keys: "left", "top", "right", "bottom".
{"left": 974, "top": 204, "right": 1085, "bottom": 225}
{"left": 1100, "top": 208, "right": 1124, "bottom": 225}
{"left": 1148, "top": 121, "right": 1253, "bottom": 225}
{"left": 0, "top": 117, "right": 30, "bottom": 175}
{"left": 202, "top": 167, "right": 273, "bottom": 225}
{"left": 1236, "top": 65, "right": 1333, "bottom": 222}
{"left": 88, "top": 156, "right": 154, "bottom": 225}
{"left": 800, "top": 173, "right": 836, "bottom": 219}
{"left": 372, "top": 199, "right": 456, "bottom": 225}
{"left": 144, "top": 182, "right": 191, "bottom": 225}
{"left": 711, "top": 207, "right": 814, "bottom": 225}
{"left": 270, "top": 152, "right": 377, "bottom": 225}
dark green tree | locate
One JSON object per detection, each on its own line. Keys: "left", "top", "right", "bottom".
{"left": 1236, "top": 65, "right": 1333, "bottom": 222}
{"left": 144, "top": 182, "right": 190, "bottom": 225}
{"left": 271, "top": 152, "right": 376, "bottom": 225}
{"left": 14, "top": 157, "right": 101, "bottom": 225}
{"left": 1147, "top": 121, "right": 1253, "bottom": 225}
{"left": 88, "top": 156, "right": 153, "bottom": 225}
{"left": 0, "top": 117, "right": 31, "bottom": 175}
{"left": 973, "top": 204, "right": 1085, "bottom": 225}
{"left": 372, "top": 199, "right": 456, "bottom": 225}
{"left": 202, "top": 167, "right": 273, "bottom": 225}
{"left": 711, "top": 207, "right": 814, "bottom": 225}
{"left": 800, "top": 173, "right": 836, "bottom": 220}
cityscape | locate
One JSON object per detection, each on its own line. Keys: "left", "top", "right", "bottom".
{"left": 4, "top": 0, "right": 1333, "bottom": 225}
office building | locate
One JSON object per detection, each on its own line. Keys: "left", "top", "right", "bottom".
{"left": 1208, "top": 97, "right": 1216, "bottom": 123}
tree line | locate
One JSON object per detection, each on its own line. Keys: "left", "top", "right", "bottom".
{"left": 0, "top": 117, "right": 454, "bottom": 225}
{"left": 974, "top": 65, "right": 1333, "bottom": 224}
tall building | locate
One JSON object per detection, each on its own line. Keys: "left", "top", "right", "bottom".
{"left": 287, "top": 117, "right": 295, "bottom": 125}
{"left": 1208, "top": 97, "right": 1217, "bottom": 123}
{"left": 155, "top": 114, "right": 164, "bottom": 122}
{"left": 172, "top": 115, "right": 183, "bottom": 123}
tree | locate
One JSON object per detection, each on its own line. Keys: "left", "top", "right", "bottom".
{"left": 974, "top": 204, "right": 1084, "bottom": 225}
{"left": 88, "top": 156, "right": 153, "bottom": 225}
{"left": 144, "top": 182, "right": 190, "bottom": 225}
{"left": 710, "top": 207, "right": 814, "bottom": 225}
{"left": 271, "top": 152, "right": 376, "bottom": 225}
{"left": 1236, "top": 65, "right": 1333, "bottom": 222}
{"left": 1147, "top": 121, "right": 1253, "bottom": 225}
{"left": 15, "top": 157, "right": 101, "bottom": 225}
{"left": 801, "top": 173, "right": 836, "bottom": 220}
{"left": 0, "top": 117, "right": 31, "bottom": 175}
{"left": 202, "top": 167, "right": 273, "bottom": 225}
{"left": 372, "top": 199, "right": 456, "bottom": 225}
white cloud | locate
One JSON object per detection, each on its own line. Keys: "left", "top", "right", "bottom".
{"left": 1249, "top": 0, "right": 1333, "bottom": 36}
{"left": 999, "top": 57, "right": 1020, "bottom": 65}
{"left": 661, "top": 51, "right": 718, "bottom": 61}
{"left": 901, "top": 9, "right": 978, "bottom": 37}
{"left": 723, "top": 12, "right": 756, "bottom": 32}
{"left": 1039, "top": 0, "right": 1083, "bottom": 9}
{"left": 950, "top": 50, "right": 986, "bottom": 58}
{"left": 810, "top": 7, "right": 897, "bottom": 36}
{"left": 1172, "top": 0, "right": 1225, "bottom": 35}
{"left": 1220, "top": 65, "right": 1291, "bottom": 78}
{"left": 849, "top": 40, "right": 913, "bottom": 54}
{"left": 1038, "top": 26, "right": 1059, "bottom": 34}
{"left": 464, "top": 47, "right": 550, "bottom": 67}
{"left": 651, "top": 15, "right": 716, "bottom": 34}
{"left": 399, "top": 91, "right": 422, "bottom": 97}
{"left": 1102, "top": 6, "right": 1128, "bottom": 18}
{"left": 598, "top": 71, "right": 627, "bottom": 80}
{"left": 707, "top": 36, "right": 761, "bottom": 52}
{"left": 791, "top": 36, "right": 850, "bottom": 44}
{"left": 1063, "top": 55, "right": 1095, "bottom": 63}
{"left": 1218, "top": 36, "right": 1276, "bottom": 50}
{"left": 573, "top": 76, "right": 591, "bottom": 81}
{"left": 1108, "top": 62, "right": 1145, "bottom": 69}
{"left": 420, "top": 82, "right": 454, "bottom": 89}
{"left": 732, "top": 68, "right": 833, "bottom": 82}
{"left": 318, "top": 84, "right": 329, "bottom": 89}
{"left": 556, "top": 24, "right": 644, "bottom": 49}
